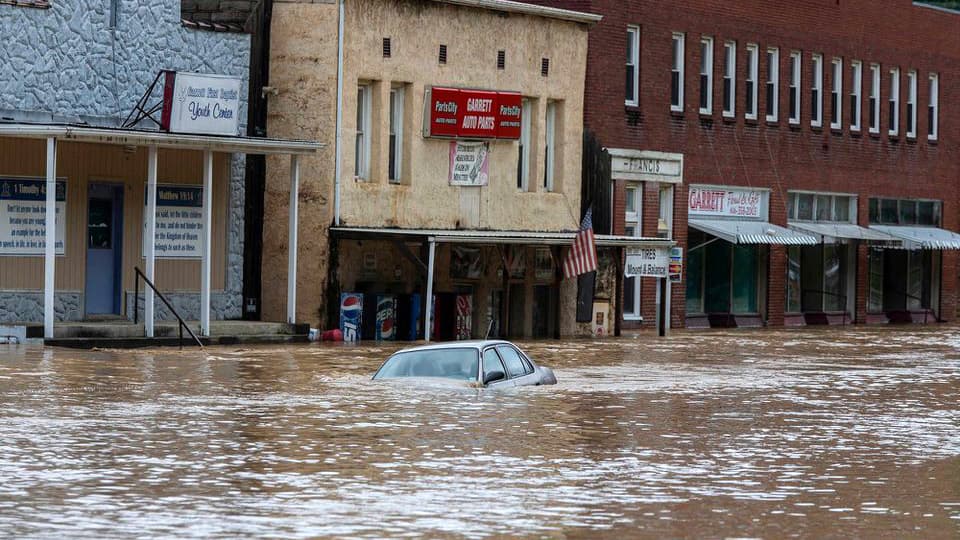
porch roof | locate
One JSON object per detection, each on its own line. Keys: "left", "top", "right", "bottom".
{"left": 788, "top": 222, "right": 902, "bottom": 245}
{"left": 330, "top": 226, "right": 674, "bottom": 248}
{"left": 689, "top": 219, "right": 818, "bottom": 245}
{"left": 870, "top": 225, "right": 960, "bottom": 250}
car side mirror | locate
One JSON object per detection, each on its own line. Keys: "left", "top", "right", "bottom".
{"left": 483, "top": 370, "right": 505, "bottom": 385}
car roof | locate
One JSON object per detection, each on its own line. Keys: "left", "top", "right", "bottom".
{"left": 392, "top": 340, "right": 516, "bottom": 354}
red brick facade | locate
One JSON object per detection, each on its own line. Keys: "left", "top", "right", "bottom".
{"left": 532, "top": 0, "right": 960, "bottom": 328}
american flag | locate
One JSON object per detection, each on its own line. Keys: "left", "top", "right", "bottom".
{"left": 563, "top": 208, "right": 598, "bottom": 279}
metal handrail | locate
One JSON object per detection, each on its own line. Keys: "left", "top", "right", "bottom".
{"left": 134, "top": 266, "right": 204, "bottom": 349}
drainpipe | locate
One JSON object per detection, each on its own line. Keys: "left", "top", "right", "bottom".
{"left": 334, "top": 0, "right": 345, "bottom": 226}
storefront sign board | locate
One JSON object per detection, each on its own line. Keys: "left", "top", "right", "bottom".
{"left": 669, "top": 246, "right": 683, "bottom": 283}
{"left": 161, "top": 71, "right": 242, "bottom": 136}
{"left": 449, "top": 141, "right": 490, "bottom": 186}
{"left": 142, "top": 184, "right": 204, "bottom": 259}
{"left": 425, "top": 87, "right": 522, "bottom": 140}
{"left": 609, "top": 149, "right": 683, "bottom": 184}
{"left": 624, "top": 246, "right": 670, "bottom": 278}
{"left": 0, "top": 178, "right": 66, "bottom": 256}
{"left": 688, "top": 186, "right": 765, "bottom": 219}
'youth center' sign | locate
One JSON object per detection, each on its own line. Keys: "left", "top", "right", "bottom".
{"left": 142, "top": 185, "right": 204, "bottom": 259}
{"left": 0, "top": 178, "right": 66, "bottom": 256}
{"left": 161, "top": 71, "right": 242, "bottom": 136}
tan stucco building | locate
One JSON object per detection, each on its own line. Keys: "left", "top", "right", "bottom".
{"left": 264, "top": 0, "right": 604, "bottom": 339}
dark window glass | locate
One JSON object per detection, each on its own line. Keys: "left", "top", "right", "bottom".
{"left": 907, "top": 103, "right": 914, "bottom": 134}
{"left": 746, "top": 80, "right": 755, "bottom": 114}
{"left": 482, "top": 349, "right": 506, "bottom": 379}
{"left": 811, "top": 89, "right": 819, "bottom": 122}
{"left": 626, "top": 65, "right": 635, "bottom": 102}
{"left": 789, "top": 87, "right": 797, "bottom": 120}
{"left": 850, "top": 94, "right": 857, "bottom": 126}
{"left": 723, "top": 77, "right": 732, "bottom": 111}
{"left": 816, "top": 195, "right": 831, "bottom": 221}
{"left": 87, "top": 199, "right": 112, "bottom": 249}
{"left": 899, "top": 200, "right": 918, "bottom": 225}
{"left": 888, "top": 100, "right": 896, "bottom": 131}
{"left": 880, "top": 199, "right": 898, "bottom": 223}
{"left": 700, "top": 74, "right": 709, "bottom": 109}
{"left": 671, "top": 71, "right": 681, "bottom": 107}
{"left": 831, "top": 92, "right": 839, "bottom": 124}
{"left": 516, "top": 145, "right": 524, "bottom": 189}
{"left": 497, "top": 346, "right": 530, "bottom": 378}
{"left": 928, "top": 105, "right": 935, "bottom": 136}
{"left": 766, "top": 82, "right": 775, "bottom": 116}
{"left": 797, "top": 193, "right": 814, "bottom": 220}
{"left": 869, "top": 198, "right": 879, "bottom": 223}
{"left": 834, "top": 197, "right": 850, "bottom": 222}
{"left": 918, "top": 201, "right": 936, "bottom": 226}
{"left": 869, "top": 97, "right": 877, "bottom": 129}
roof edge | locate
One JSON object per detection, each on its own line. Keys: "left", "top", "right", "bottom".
{"left": 429, "top": 0, "right": 602, "bottom": 24}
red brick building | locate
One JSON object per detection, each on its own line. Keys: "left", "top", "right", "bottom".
{"left": 534, "top": 0, "right": 960, "bottom": 330}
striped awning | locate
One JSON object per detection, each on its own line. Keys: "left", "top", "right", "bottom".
{"left": 789, "top": 222, "right": 902, "bottom": 245}
{"left": 869, "top": 225, "right": 960, "bottom": 250}
{"left": 689, "top": 219, "right": 818, "bottom": 245}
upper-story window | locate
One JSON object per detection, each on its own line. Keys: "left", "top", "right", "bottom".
{"left": 517, "top": 98, "right": 532, "bottom": 191}
{"left": 869, "top": 198, "right": 941, "bottom": 226}
{"left": 765, "top": 47, "right": 779, "bottom": 122}
{"left": 850, "top": 61, "right": 862, "bottom": 132}
{"left": 789, "top": 192, "right": 853, "bottom": 223}
{"left": 355, "top": 84, "right": 372, "bottom": 180}
{"left": 745, "top": 43, "right": 758, "bottom": 120}
{"left": 389, "top": 86, "right": 404, "bottom": 184}
{"left": 544, "top": 101, "right": 557, "bottom": 192}
{"left": 671, "top": 32, "right": 685, "bottom": 112}
{"left": 789, "top": 51, "right": 801, "bottom": 124}
{"left": 906, "top": 70, "right": 917, "bottom": 139}
{"left": 722, "top": 41, "right": 736, "bottom": 117}
{"left": 929, "top": 73, "right": 939, "bottom": 141}
{"left": 626, "top": 26, "right": 640, "bottom": 106}
{"left": 869, "top": 64, "right": 881, "bottom": 134}
{"left": 888, "top": 67, "right": 900, "bottom": 137}
{"left": 811, "top": 54, "right": 823, "bottom": 128}
{"left": 830, "top": 58, "right": 842, "bottom": 130}
{"left": 699, "top": 36, "right": 714, "bottom": 114}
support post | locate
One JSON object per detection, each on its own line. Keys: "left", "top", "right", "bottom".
{"left": 287, "top": 154, "right": 300, "bottom": 324}
{"left": 43, "top": 137, "right": 56, "bottom": 339}
{"left": 145, "top": 146, "right": 158, "bottom": 337}
{"left": 200, "top": 150, "right": 213, "bottom": 336}
{"left": 424, "top": 238, "right": 436, "bottom": 342}
{"left": 658, "top": 278, "right": 670, "bottom": 337}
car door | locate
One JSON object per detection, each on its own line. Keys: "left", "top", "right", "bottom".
{"left": 482, "top": 347, "right": 514, "bottom": 388}
{"left": 496, "top": 345, "right": 538, "bottom": 387}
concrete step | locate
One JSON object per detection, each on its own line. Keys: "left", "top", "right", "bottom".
{"left": 47, "top": 321, "right": 309, "bottom": 339}
{"left": 45, "top": 334, "right": 310, "bottom": 349}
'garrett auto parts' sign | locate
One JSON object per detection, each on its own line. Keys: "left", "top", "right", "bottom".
{"left": 424, "top": 87, "right": 522, "bottom": 139}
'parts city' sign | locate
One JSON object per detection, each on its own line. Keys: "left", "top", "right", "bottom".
{"left": 424, "top": 87, "right": 522, "bottom": 140}
{"left": 687, "top": 186, "right": 767, "bottom": 219}
{"left": 161, "top": 71, "right": 242, "bottom": 136}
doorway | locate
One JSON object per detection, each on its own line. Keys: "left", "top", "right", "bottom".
{"left": 85, "top": 183, "right": 124, "bottom": 316}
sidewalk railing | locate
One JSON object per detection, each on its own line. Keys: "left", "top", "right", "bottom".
{"left": 134, "top": 266, "right": 204, "bottom": 349}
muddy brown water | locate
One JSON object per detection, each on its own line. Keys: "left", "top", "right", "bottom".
{"left": 1, "top": 327, "right": 959, "bottom": 539}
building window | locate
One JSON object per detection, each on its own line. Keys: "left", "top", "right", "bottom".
{"left": 671, "top": 32, "right": 685, "bottom": 112}
{"left": 869, "top": 64, "right": 880, "bottom": 134}
{"left": 888, "top": 67, "right": 900, "bottom": 136}
{"left": 517, "top": 98, "right": 531, "bottom": 190}
{"left": 626, "top": 26, "right": 640, "bottom": 106}
{"left": 544, "top": 101, "right": 557, "bottom": 192}
{"left": 722, "top": 41, "right": 736, "bottom": 117}
{"left": 658, "top": 185, "right": 673, "bottom": 239}
{"left": 624, "top": 185, "right": 642, "bottom": 319}
{"left": 788, "top": 192, "right": 853, "bottom": 223}
{"left": 766, "top": 47, "right": 779, "bottom": 122}
{"left": 699, "top": 36, "right": 713, "bottom": 114}
{"left": 850, "top": 61, "right": 862, "bottom": 132}
{"left": 745, "top": 43, "right": 758, "bottom": 120}
{"left": 929, "top": 73, "right": 939, "bottom": 141}
{"left": 830, "top": 58, "right": 842, "bottom": 130}
{"left": 789, "top": 51, "right": 801, "bottom": 124}
{"left": 355, "top": 84, "right": 371, "bottom": 180}
{"left": 868, "top": 198, "right": 941, "bottom": 226}
{"left": 906, "top": 70, "right": 917, "bottom": 139}
{"left": 811, "top": 53, "right": 823, "bottom": 128}
{"left": 388, "top": 86, "right": 404, "bottom": 184}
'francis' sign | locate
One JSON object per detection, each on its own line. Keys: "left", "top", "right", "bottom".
{"left": 160, "top": 72, "right": 241, "bottom": 136}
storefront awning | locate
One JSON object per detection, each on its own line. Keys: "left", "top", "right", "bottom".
{"left": 689, "top": 219, "right": 818, "bottom": 245}
{"left": 330, "top": 227, "right": 673, "bottom": 248}
{"left": 869, "top": 225, "right": 960, "bottom": 250}
{"left": 788, "top": 222, "right": 901, "bottom": 244}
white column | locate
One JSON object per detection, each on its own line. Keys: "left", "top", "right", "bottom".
{"left": 200, "top": 150, "right": 213, "bottom": 336}
{"left": 287, "top": 155, "right": 300, "bottom": 324}
{"left": 424, "top": 238, "right": 436, "bottom": 342}
{"left": 144, "top": 146, "right": 158, "bottom": 337}
{"left": 43, "top": 137, "right": 56, "bottom": 339}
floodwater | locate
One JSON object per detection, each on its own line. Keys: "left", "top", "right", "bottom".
{"left": 1, "top": 327, "right": 959, "bottom": 539}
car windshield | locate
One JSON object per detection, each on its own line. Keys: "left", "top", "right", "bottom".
{"left": 375, "top": 348, "right": 479, "bottom": 381}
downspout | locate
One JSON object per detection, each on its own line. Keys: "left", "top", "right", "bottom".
{"left": 334, "top": 0, "right": 345, "bottom": 226}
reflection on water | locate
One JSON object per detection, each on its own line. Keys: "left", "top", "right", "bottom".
{"left": 1, "top": 327, "right": 959, "bottom": 538}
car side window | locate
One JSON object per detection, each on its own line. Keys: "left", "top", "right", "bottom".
{"left": 483, "top": 348, "right": 506, "bottom": 378}
{"left": 497, "top": 346, "right": 530, "bottom": 378}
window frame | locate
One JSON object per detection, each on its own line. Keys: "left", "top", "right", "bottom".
{"left": 888, "top": 67, "right": 900, "bottom": 137}
{"left": 869, "top": 63, "right": 881, "bottom": 134}
{"left": 850, "top": 60, "right": 862, "bottom": 132}
{"left": 788, "top": 191, "right": 857, "bottom": 224}
{"left": 388, "top": 86, "right": 404, "bottom": 184}
{"left": 671, "top": 32, "right": 686, "bottom": 112}
{"left": 626, "top": 26, "right": 640, "bottom": 106}
{"left": 699, "top": 36, "right": 714, "bottom": 114}
{"left": 745, "top": 43, "right": 759, "bottom": 120}
{"left": 722, "top": 40, "right": 736, "bottom": 118}
{"left": 830, "top": 57, "right": 842, "bottom": 130}
{"left": 624, "top": 183, "right": 642, "bottom": 320}
{"left": 544, "top": 100, "right": 557, "bottom": 192}
{"left": 765, "top": 47, "right": 779, "bottom": 122}
{"left": 789, "top": 51, "right": 801, "bottom": 125}
{"left": 355, "top": 84, "right": 372, "bottom": 180}
{"left": 811, "top": 53, "right": 823, "bottom": 128}
{"left": 929, "top": 73, "right": 939, "bottom": 141}
{"left": 517, "top": 98, "right": 532, "bottom": 191}
{"left": 906, "top": 70, "right": 917, "bottom": 139}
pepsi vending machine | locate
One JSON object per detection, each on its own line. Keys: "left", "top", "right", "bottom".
{"left": 339, "top": 293, "right": 363, "bottom": 343}
{"left": 375, "top": 294, "right": 397, "bottom": 341}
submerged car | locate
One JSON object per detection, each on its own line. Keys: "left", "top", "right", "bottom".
{"left": 372, "top": 340, "right": 558, "bottom": 388}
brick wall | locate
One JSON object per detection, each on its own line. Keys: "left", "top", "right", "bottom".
{"left": 533, "top": 0, "right": 960, "bottom": 326}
